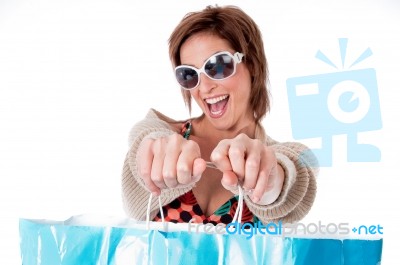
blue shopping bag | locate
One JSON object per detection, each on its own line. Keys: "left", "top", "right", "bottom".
{"left": 19, "top": 191, "right": 383, "bottom": 264}
{"left": 19, "top": 216, "right": 383, "bottom": 265}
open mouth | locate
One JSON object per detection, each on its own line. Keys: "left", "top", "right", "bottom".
{"left": 205, "top": 95, "right": 229, "bottom": 118}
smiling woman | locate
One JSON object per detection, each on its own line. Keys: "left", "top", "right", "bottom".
{"left": 121, "top": 5, "right": 318, "bottom": 225}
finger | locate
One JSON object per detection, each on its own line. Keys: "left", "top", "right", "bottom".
{"left": 221, "top": 170, "right": 239, "bottom": 192}
{"left": 251, "top": 149, "right": 275, "bottom": 203}
{"left": 150, "top": 138, "right": 167, "bottom": 190}
{"left": 176, "top": 140, "right": 200, "bottom": 185}
{"left": 228, "top": 141, "right": 246, "bottom": 181}
{"left": 162, "top": 135, "right": 182, "bottom": 188}
{"left": 242, "top": 149, "right": 261, "bottom": 191}
{"left": 210, "top": 139, "right": 233, "bottom": 171}
{"left": 137, "top": 139, "right": 160, "bottom": 195}
{"left": 192, "top": 158, "right": 206, "bottom": 182}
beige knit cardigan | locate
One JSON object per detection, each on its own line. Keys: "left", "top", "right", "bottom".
{"left": 122, "top": 109, "right": 318, "bottom": 224}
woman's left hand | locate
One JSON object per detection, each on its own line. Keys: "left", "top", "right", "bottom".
{"left": 210, "top": 133, "right": 284, "bottom": 205}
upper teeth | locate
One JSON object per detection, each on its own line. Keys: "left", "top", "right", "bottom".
{"left": 205, "top": 95, "right": 228, "bottom": 104}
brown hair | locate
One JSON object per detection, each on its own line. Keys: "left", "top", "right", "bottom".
{"left": 169, "top": 5, "right": 270, "bottom": 123}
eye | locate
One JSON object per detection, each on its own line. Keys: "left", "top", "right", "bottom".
{"left": 205, "top": 62, "right": 218, "bottom": 76}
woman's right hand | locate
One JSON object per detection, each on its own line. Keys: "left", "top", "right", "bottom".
{"left": 137, "top": 133, "right": 206, "bottom": 196}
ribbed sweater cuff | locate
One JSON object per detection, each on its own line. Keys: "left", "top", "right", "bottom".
{"left": 244, "top": 148, "right": 316, "bottom": 224}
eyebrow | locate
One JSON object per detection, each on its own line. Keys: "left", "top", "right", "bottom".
{"left": 180, "top": 50, "right": 224, "bottom": 67}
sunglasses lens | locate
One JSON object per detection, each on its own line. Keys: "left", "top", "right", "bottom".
{"left": 175, "top": 52, "right": 241, "bottom": 89}
{"left": 204, "top": 54, "right": 235, "bottom": 79}
{"left": 175, "top": 67, "right": 199, "bottom": 89}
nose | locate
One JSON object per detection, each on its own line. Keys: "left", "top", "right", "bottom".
{"left": 197, "top": 73, "right": 217, "bottom": 93}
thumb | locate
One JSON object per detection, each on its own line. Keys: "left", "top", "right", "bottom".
{"left": 221, "top": 170, "right": 239, "bottom": 192}
{"left": 192, "top": 158, "right": 206, "bottom": 182}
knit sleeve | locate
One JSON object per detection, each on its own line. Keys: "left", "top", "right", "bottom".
{"left": 244, "top": 136, "right": 318, "bottom": 224}
{"left": 121, "top": 109, "right": 194, "bottom": 220}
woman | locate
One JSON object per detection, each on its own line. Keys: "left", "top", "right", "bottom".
{"left": 122, "top": 5, "right": 318, "bottom": 225}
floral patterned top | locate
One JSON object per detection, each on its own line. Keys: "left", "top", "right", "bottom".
{"left": 153, "top": 121, "right": 260, "bottom": 225}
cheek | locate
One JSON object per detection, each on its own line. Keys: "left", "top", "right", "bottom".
{"left": 189, "top": 90, "right": 197, "bottom": 100}
{"left": 190, "top": 90, "right": 203, "bottom": 105}
{"left": 231, "top": 68, "right": 252, "bottom": 97}
{"left": 230, "top": 79, "right": 252, "bottom": 101}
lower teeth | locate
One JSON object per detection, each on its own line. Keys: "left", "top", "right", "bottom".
{"left": 211, "top": 109, "right": 222, "bottom": 115}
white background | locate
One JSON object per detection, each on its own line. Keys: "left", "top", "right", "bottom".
{"left": 1, "top": 0, "right": 399, "bottom": 263}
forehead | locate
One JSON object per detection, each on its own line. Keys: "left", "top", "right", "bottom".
{"left": 180, "top": 33, "right": 234, "bottom": 66}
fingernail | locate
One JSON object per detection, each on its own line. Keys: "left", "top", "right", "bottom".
{"left": 152, "top": 191, "right": 160, "bottom": 197}
{"left": 228, "top": 184, "right": 238, "bottom": 189}
{"left": 223, "top": 184, "right": 237, "bottom": 192}
{"left": 252, "top": 195, "right": 260, "bottom": 203}
{"left": 243, "top": 187, "right": 253, "bottom": 192}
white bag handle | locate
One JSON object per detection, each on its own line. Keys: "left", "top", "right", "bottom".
{"left": 231, "top": 185, "right": 244, "bottom": 224}
{"left": 206, "top": 161, "right": 245, "bottom": 224}
{"left": 146, "top": 193, "right": 165, "bottom": 230}
{"left": 145, "top": 186, "right": 244, "bottom": 227}
{"left": 146, "top": 160, "right": 246, "bottom": 228}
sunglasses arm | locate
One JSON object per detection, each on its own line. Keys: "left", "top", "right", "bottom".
{"left": 234, "top": 52, "right": 244, "bottom": 63}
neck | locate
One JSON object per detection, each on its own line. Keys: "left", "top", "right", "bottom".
{"left": 191, "top": 114, "right": 257, "bottom": 142}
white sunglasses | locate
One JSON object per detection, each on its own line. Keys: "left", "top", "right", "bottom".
{"left": 175, "top": 51, "right": 244, "bottom": 90}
